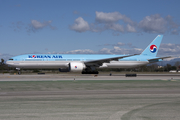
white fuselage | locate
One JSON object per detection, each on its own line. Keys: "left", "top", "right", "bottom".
{"left": 6, "top": 60, "right": 149, "bottom": 69}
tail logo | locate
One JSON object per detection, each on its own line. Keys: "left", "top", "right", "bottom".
{"left": 150, "top": 45, "right": 157, "bottom": 53}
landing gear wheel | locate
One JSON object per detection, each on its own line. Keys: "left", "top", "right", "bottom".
{"left": 18, "top": 71, "right": 21, "bottom": 75}
{"left": 82, "top": 71, "right": 99, "bottom": 74}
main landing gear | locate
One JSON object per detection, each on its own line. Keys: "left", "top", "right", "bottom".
{"left": 18, "top": 71, "right": 21, "bottom": 75}
{"left": 81, "top": 67, "right": 99, "bottom": 74}
{"left": 81, "top": 71, "right": 99, "bottom": 74}
{"left": 16, "top": 68, "right": 21, "bottom": 75}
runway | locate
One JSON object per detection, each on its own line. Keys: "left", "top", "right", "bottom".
{"left": 0, "top": 74, "right": 180, "bottom": 120}
{"left": 0, "top": 73, "right": 180, "bottom": 81}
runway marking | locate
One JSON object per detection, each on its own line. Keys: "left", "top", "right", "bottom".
{"left": 121, "top": 101, "right": 180, "bottom": 120}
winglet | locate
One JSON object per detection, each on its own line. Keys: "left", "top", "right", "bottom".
{"left": 141, "top": 35, "right": 163, "bottom": 57}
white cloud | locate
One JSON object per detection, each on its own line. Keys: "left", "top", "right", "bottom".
{"left": 158, "top": 43, "right": 180, "bottom": 57}
{"left": 96, "top": 11, "right": 124, "bottom": 23}
{"left": 70, "top": 17, "right": 90, "bottom": 32}
{"left": 138, "top": 14, "right": 167, "bottom": 33}
{"left": 31, "top": 20, "right": 52, "bottom": 29}
{"left": 25, "top": 20, "right": 57, "bottom": 33}
{"left": 95, "top": 11, "right": 134, "bottom": 25}
{"left": 70, "top": 12, "right": 137, "bottom": 33}
{"left": 105, "top": 23, "right": 124, "bottom": 32}
{"left": 117, "top": 42, "right": 125, "bottom": 46}
{"left": 70, "top": 12, "right": 180, "bottom": 35}
{"left": 166, "top": 15, "right": 179, "bottom": 29}
{"left": 45, "top": 41, "right": 143, "bottom": 55}
{"left": 109, "top": 46, "right": 143, "bottom": 54}
{"left": 99, "top": 48, "right": 112, "bottom": 54}
{"left": 126, "top": 24, "right": 136, "bottom": 32}
{"left": 99, "top": 42, "right": 134, "bottom": 47}
{"left": 50, "top": 49, "right": 95, "bottom": 54}
{"left": 94, "top": 11, "right": 136, "bottom": 33}
{"left": 10, "top": 20, "right": 56, "bottom": 34}
{"left": 138, "top": 14, "right": 179, "bottom": 34}
{"left": 65, "top": 49, "right": 95, "bottom": 54}
{"left": 134, "top": 48, "right": 143, "bottom": 52}
{"left": 98, "top": 42, "right": 143, "bottom": 54}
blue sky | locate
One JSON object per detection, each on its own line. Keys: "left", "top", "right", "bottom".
{"left": 1, "top": 0, "right": 180, "bottom": 60}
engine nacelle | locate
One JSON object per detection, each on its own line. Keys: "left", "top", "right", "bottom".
{"left": 70, "top": 62, "right": 86, "bottom": 72}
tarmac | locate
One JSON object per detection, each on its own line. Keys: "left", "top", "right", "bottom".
{"left": 0, "top": 73, "right": 180, "bottom": 120}
{"left": 0, "top": 73, "right": 180, "bottom": 81}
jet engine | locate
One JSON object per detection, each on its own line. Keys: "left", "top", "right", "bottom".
{"left": 69, "top": 62, "right": 86, "bottom": 72}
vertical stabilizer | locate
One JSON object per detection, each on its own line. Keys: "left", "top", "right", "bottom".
{"left": 141, "top": 35, "right": 163, "bottom": 57}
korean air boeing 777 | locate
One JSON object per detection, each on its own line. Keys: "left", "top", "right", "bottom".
{"left": 6, "top": 35, "right": 170, "bottom": 74}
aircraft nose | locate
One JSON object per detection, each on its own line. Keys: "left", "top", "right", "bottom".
{"left": 6, "top": 61, "right": 12, "bottom": 65}
{"left": 6, "top": 61, "right": 9, "bottom": 65}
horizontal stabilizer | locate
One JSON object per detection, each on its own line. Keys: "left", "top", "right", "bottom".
{"left": 148, "top": 56, "right": 172, "bottom": 62}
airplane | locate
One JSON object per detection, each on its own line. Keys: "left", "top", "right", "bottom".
{"left": 6, "top": 35, "right": 170, "bottom": 74}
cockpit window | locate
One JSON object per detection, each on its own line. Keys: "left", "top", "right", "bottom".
{"left": 9, "top": 59, "right": 13, "bottom": 61}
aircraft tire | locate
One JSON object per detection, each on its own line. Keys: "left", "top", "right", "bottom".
{"left": 82, "top": 71, "right": 99, "bottom": 74}
{"left": 18, "top": 71, "right": 21, "bottom": 75}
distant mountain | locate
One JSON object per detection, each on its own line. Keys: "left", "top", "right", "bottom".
{"left": 157, "top": 58, "right": 180, "bottom": 66}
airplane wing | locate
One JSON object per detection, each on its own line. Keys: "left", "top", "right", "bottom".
{"left": 148, "top": 56, "right": 172, "bottom": 62}
{"left": 84, "top": 54, "right": 139, "bottom": 67}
